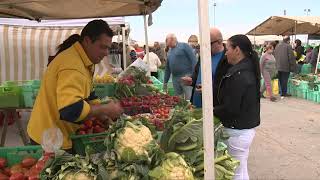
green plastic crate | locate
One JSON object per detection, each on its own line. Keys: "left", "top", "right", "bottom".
{"left": 300, "top": 64, "right": 312, "bottom": 74}
{"left": 153, "top": 84, "right": 163, "bottom": 92}
{"left": 94, "top": 83, "right": 115, "bottom": 98}
{"left": 70, "top": 132, "right": 108, "bottom": 156}
{"left": 0, "top": 145, "right": 42, "bottom": 167}
{"left": 298, "top": 81, "right": 309, "bottom": 90}
{"left": 297, "top": 88, "right": 308, "bottom": 99}
{"left": 22, "top": 80, "right": 41, "bottom": 108}
{"left": 0, "top": 84, "right": 22, "bottom": 108}
{"left": 151, "top": 76, "right": 162, "bottom": 85}
{"left": 157, "top": 69, "right": 165, "bottom": 83}
{"left": 307, "top": 91, "right": 319, "bottom": 103}
{"left": 167, "top": 82, "right": 175, "bottom": 96}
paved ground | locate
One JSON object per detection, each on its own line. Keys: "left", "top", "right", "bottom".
{"left": 249, "top": 98, "right": 320, "bottom": 180}
{"left": 2, "top": 97, "right": 320, "bottom": 179}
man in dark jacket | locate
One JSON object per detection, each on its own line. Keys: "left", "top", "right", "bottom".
{"left": 274, "top": 36, "right": 296, "bottom": 97}
{"left": 182, "top": 28, "right": 231, "bottom": 107}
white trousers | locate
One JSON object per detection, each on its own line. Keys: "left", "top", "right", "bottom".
{"left": 224, "top": 128, "right": 256, "bottom": 180}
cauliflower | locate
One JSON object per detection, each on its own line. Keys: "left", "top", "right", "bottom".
{"left": 149, "top": 152, "right": 194, "bottom": 180}
{"left": 63, "top": 171, "right": 95, "bottom": 180}
{"left": 111, "top": 120, "right": 157, "bottom": 162}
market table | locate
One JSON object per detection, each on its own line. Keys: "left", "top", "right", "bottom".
{"left": 0, "top": 108, "right": 31, "bottom": 146}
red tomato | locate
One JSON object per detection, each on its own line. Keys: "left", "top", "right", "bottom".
{"left": 28, "top": 175, "right": 39, "bottom": 180}
{"left": 3, "top": 168, "right": 11, "bottom": 177}
{"left": 164, "top": 114, "right": 169, "bottom": 119}
{"left": 83, "top": 120, "right": 93, "bottom": 128}
{"left": 0, "top": 173, "right": 9, "bottom": 180}
{"left": 9, "top": 172, "right": 24, "bottom": 180}
{"left": 34, "top": 161, "right": 45, "bottom": 172}
{"left": 86, "top": 128, "right": 93, "bottom": 134}
{"left": 0, "top": 158, "right": 6, "bottom": 169}
{"left": 78, "top": 130, "right": 86, "bottom": 135}
{"left": 21, "top": 158, "right": 37, "bottom": 168}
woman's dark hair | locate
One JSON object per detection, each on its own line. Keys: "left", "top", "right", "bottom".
{"left": 295, "top": 39, "right": 302, "bottom": 47}
{"left": 228, "top": 34, "right": 261, "bottom": 97}
{"left": 48, "top": 19, "right": 114, "bottom": 66}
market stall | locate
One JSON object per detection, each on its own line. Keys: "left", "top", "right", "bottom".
{"left": 246, "top": 16, "right": 320, "bottom": 74}
{"left": 0, "top": 0, "right": 227, "bottom": 179}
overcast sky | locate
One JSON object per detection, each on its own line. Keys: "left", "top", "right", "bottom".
{"left": 126, "top": 0, "right": 319, "bottom": 43}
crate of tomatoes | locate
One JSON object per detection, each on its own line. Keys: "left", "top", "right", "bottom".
{"left": 71, "top": 118, "right": 110, "bottom": 156}
{"left": 0, "top": 145, "right": 52, "bottom": 180}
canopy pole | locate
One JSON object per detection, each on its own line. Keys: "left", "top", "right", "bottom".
{"left": 118, "top": 28, "right": 122, "bottom": 68}
{"left": 294, "top": 21, "right": 297, "bottom": 41}
{"left": 122, "top": 26, "right": 126, "bottom": 69}
{"left": 144, "top": 15, "right": 150, "bottom": 75}
{"left": 254, "top": 28, "right": 256, "bottom": 49}
{"left": 315, "top": 47, "right": 320, "bottom": 74}
{"left": 198, "top": 0, "right": 215, "bottom": 179}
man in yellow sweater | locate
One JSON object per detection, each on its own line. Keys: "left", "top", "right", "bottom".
{"left": 27, "top": 20, "right": 123, "bottom": 150}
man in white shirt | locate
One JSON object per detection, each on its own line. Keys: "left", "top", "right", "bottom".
{"left": 143, "top": 47, "right": 162, "bottom": 78}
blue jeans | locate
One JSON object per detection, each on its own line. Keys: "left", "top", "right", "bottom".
{"left": 278, "top": 71, "right": 290, "bottom": 96}
{"left": 172, "top": 76, "right": 193, "bottom": 100}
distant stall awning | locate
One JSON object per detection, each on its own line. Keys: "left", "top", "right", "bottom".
{"left": 247, "top": 16, "right": 320, "bottom": 36}
{"left": 0, "top": 0, "right": 162, "bottom": 20}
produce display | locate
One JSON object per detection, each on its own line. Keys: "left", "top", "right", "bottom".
{"left": 214, "top": 142, "right": 240, "bottom": 180}
{"left": 120, "top": 94, "right": 180, "bottom": 115}
{"left": 114, "top": 66, "right": 159, "bottom": 98}
{"left": 0, "top": 153, "right": 52, "bottom": 180}
{"left": 148, "top": 152, "right": 194, "bottom": 180}
{"left": 1, "top": 67, "right": 240, "bottom": 180}
{"left": 94, "top": 74, "right": 115, "bottom": 84}
{"left": 76, "top": 118, "right": 108, "bottom": 135}
{"left": 40, "top": 152, "right": 98, "bottom": 180}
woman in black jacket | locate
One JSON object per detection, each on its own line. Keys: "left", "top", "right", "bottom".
{"left": 214, "top": 34, "right": 261, "bottom": 180}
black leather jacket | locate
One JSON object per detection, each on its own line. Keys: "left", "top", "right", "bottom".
{"left": 214, "top": 58, "right": 260, "bottom": 129}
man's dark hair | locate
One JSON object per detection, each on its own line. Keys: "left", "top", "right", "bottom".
{"left": 80, "top": 19, "right": 114, "bottom": 42}
{"left": 48, "top": 19, "right": 113, "bottom": 66}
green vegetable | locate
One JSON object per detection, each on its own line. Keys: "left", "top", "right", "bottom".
{"left": 105, "top": 117, "right": 159, "bottom": 163}
{"left": 40, "top": 151, "right": 98, "bottom": 180}
{"left": 149, "top": 152, "right": 195, "bottom": 180}
{"left": 103, "top": 116, "right": 164, "bottom": 179}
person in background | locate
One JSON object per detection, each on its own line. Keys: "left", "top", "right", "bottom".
{"left": 163, "top": 33, "right": 197, "bottom": 100}
{"left": 270, "top": 41, "right": 279, "bottom": 51}
{"left": 294, "top": 39, "right": 305, "bottom": 73}
{"left": 274, "top": 36, "right": 296, "bottom": 98}
{"left": 181, "top": 28, "right": 231, "bottom": 108}
{"left": 28, "top": 20, "right": 123, "bottom": 150}
{"left": 310, "top": 45, "right": 319, "bottom": 73}
{"left": 129, "top": 49, "right": 137, "bottom": 62}
{"left": 154, "top": 41, "right": 166, "bottom": 64}
{"left": 188, "top": 35, "right": 200, "bottom": 59}
{"left": 214, "top": 34, "right": 261, "bottom": 180}
{"left": 143, "top": 47, "right": 162, "bottom": 78}
{"left": 260, "top": 44, "right": 277, "bottom": 102}
{"left": 304, "top": 46, "right": 313, "bottom": 64}
{"left": 135, "top": 45, "right": 145, "bottom": 60}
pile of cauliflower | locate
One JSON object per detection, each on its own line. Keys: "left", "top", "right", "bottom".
{"left": 149, "top": 152, "right": 194, "bottom": 180}
{"left": 115, "top": 121, "right": 154, "bottom": 161}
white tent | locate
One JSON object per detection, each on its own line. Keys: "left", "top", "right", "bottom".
{"left": 247, "top": 16, "right": 320, "bottom": 36}
{"left": 0, "top": 17, "right": 128, "bottom": 82}
{"left": 247, "top": 16, "right": 320, "bottom": 74}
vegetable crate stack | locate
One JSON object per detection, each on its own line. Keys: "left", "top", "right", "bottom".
{"left": 288, "top": 74, "right": 320, "bottom": 104}
{"left": 0, "top": 80, "right": 41, "bottom": 108}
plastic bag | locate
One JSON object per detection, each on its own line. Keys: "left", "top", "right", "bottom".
{"left": 41, "top": 128, "right": 63, "bottom": 153}
{"left": 128, "top": 58, "right": 149, "bottom": 72}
